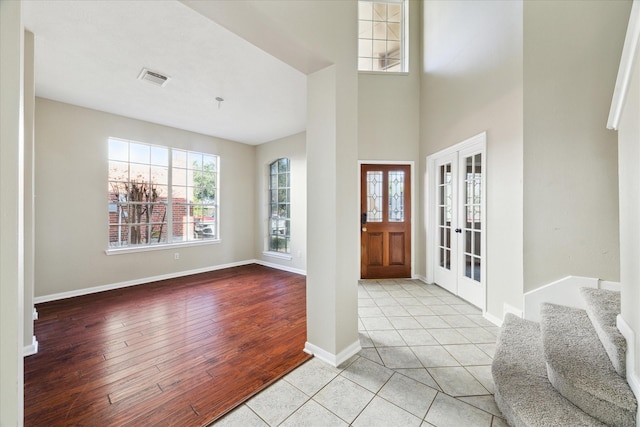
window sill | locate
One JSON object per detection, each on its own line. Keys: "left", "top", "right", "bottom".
{"left": 262, "top": 251, "right": 293, "bottom": 261}
{"left": 106, "top": 239, "right": 221, "bottom": 255}
{"left": 358, "top": 71, "right": 409, "bottom": 76}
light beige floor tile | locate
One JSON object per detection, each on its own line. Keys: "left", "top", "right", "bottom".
{"left": 380, "top": 305, "right": 411, "bottom": 317}
{"left": 359, "top": 306, "right": 384, "bottom": 317}
{"left": 395, "top": 297, "right": 423, "bottom": 306}
{"left": 475, "top": 342, "right": 497, "bottom": 358}
{"left": 353, "top": 396, "right": 423, "bottom": 427}
{"left": 456, "top": 327, "right": 498, "bottom": 344}
{"left": 424, "top": 393, "right": 492, "bottom": 427}
{"left": 312, "top": 376, "right": 374, "bottom": 424}
{"left": 443, "top": 344, "right": 493, "bottom": 366}
{"left": 451, "top": 304, "right": 482, "bottom": 315}
{"left": 466, "top": 365, "right": 495, "bottom": 394}
{"left": 388, "top": 316, "right": 422, "bottom": 330}
{"left": 397, "top": 329, "right": 439, "bottom": 346}
{"left": 284, "top": 357, "right": 341, "bottom": 397}
{"left": 440, "top": 314, "right": 479, "bottom": 328}
{"left": 359, "top": 331, "right": 374, "bottom": 348}
{"left": 341, "top": 356, "right": 394, "bottom": 393}
{"left": 368, "top": 329, "right": 406, "bottom": 347}
{"left": 491, "top": 416, "right": 509, "bottom": 427}
{"left": 412, "top": 345, "right": 460, "bottom": 367}
{"left": 405, "top": 305, "right": 436, "bottom": 316}
{"left": 427, "top": 367, "right": 489, "bottom": 396}
{"left": 246, "top": 380, "right": 309, "bottom": 426}
{"left": 415, "top": 315, "right": 450, "bottom": 329}
{"left": 360, "top": 316, "right": 395, "bottom": 331}
{"left": 377, "top": 346, "right": 423, "bottom": 369}
{"left": 458, "top": 395, "right": 503, "bottom": 418}
{"left": 280, "top": 399, "right": 348, "bottom": 427}
{"left": 213, "top": 404, "right": 268, "bottom": 426}
{"left": 428, "top": 328, "right": 471, "bottom": 345}
{"left": 395, "top": 368, "right": 442, "bottom": 391}
{"left": 378, "top": 372, "right": 437, "bottom": 418}
{"left": 358, "top": 348, "right": 383, "bottom": 364}
{"left": 429, "top": 305, "right": 461, "bottom": 315}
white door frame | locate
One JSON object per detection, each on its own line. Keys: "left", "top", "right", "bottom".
{"left": 426, "top": 132, "right": 487, "bottom": 310}
{"left": 358, "top": 160, "right": 416, "bottom": 279}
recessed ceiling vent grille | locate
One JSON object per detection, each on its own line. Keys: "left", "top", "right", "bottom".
{"left": 137, "top": 68, "right": 170, "bottom": 88}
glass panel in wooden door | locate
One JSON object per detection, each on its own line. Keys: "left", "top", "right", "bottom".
{"left": 457, "top": 152, "right": 483, "bottom": 307}
{"left": 433, "top": 155, "right": 457, "bottom": 294}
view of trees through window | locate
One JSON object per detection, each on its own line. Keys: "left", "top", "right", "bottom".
{"left": 269, "top": 158, "right": 290, "bottom": 253}
{"left": 108, "top": 137, "right": 218, "bottom": 249}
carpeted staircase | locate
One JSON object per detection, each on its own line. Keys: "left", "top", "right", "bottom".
{"left": 492, "top": 288, "right": 638, "bottom": 427}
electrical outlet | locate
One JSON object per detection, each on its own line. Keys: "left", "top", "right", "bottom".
{"left": 174, "top": 252, "right": 180, "bottom": 260}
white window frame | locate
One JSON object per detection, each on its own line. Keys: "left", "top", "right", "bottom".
{"left": 265, "top": 158, "right": 291, "bottom": 256}
{"left": 357, "top": 0, "right": 409, "bottom": 74}
{"left": 106, "top": 137, "right": 220, "bottom": 254}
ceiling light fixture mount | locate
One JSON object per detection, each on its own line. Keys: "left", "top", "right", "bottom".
{"left": 215, "top": 96, "right": 224, "bottom": 109}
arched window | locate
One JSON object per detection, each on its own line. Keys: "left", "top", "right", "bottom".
{"left": 268, "top": 158, "right": 290, "bottom": 253}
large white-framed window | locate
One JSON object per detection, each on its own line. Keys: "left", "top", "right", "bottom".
{"left": 268, "top": 158, "right": 290, "bottom": 254}
{"left": 108, "top": 137, "right": 218, "bottom": 251}
{"left": 358, "top": 0, "right": 408, "bottom": 73}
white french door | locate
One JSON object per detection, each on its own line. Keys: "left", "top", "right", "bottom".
{"left": 429, "top": 133, "right": 486, "bottom": 309}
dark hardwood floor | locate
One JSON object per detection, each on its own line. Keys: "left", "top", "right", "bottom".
{"left": 24, "top": 264, "right": 310, "bottom": 426}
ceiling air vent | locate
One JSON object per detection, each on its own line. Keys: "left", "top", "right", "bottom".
{"left": 137, "top": 68, "right": 170, "bottom": 88}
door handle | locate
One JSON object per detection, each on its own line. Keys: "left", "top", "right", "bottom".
{"left": 455, "top": 228, "right": 462, "bottom": 233}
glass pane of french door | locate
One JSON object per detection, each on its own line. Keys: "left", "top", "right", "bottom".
{"left": 462, "top": 153, "right": 482, "bottom": 282}
{"left": 437, "top": 163, "right": 453, "bottom": 270}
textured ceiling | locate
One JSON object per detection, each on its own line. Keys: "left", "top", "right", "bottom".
{"left": 22, "top": 0, "right": 307, "bottom": 145}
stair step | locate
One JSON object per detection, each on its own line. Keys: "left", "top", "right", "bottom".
{"left": 492, "top": 313, "right": 605, "bottom": 427}
{"left": 540, "top": 303, "right": 637, "bottom": 427}
{"left": 580, "top": 287, "right": 626, "bottom": 377}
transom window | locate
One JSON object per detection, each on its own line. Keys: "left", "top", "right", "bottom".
{"left": 268, "top": 158, "right": 290, "bottom": 254}
{"left": 358, "top": 0, "right": 408, "bottom": 73}
{"left": 108, "top": 137, "right": 218, "bottom": 249}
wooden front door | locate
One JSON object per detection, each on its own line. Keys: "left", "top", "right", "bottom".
{"left": 360, "top": 164, "right": 411, "bottom": 279}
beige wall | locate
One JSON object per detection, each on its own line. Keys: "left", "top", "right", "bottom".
{"left": 35, "top": 98, "right": 256, "bottom": 298}
{"left": 523, "top": 0, "right": 629, "bottom": 291}
{"left": 0, "top": 1, "right": 25, "bottom": 424}
{"left": 255, "top": 132, "right": 306, "bottom": 273}
{"left": 358, "top": 0, "right": 420, "bottom": 163}
{"left": 420, "top": 0, "right": 524, "bottom": 317}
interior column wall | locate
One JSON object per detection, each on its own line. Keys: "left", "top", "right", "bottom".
{"left": 0, "top": 0, "right": 25, "bottom": 424}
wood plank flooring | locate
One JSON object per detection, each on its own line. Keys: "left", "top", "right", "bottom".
{"left": 24, "top": 264, "right": 310, "bottom": 426}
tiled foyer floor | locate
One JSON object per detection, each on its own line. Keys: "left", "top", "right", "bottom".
{"left": 213, "top": 279, "right": 507, "bottom": 426}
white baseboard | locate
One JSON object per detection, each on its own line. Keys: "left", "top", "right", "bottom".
{"left": 35, "top": 260, "right": 278, "bottom": 304}
{"left": 523, "top": 276, "right": 620, "bottom": 323}
{"left": 414, "top": 274, "right": 428, "bottom": 284}
{"left": 617, "top": 314, "right": 640, "bottom": 427}
{"left": 253, "top": 259, "right": 306, "bottom": 276}
{"left": 484, "top": 311, "right": 503, "bottom": 327}
{"left": 23, "top": 336, "right": 38, "bottom": 357}
{"left": 304, "top": 340, "right": 361, "bottom": 368}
